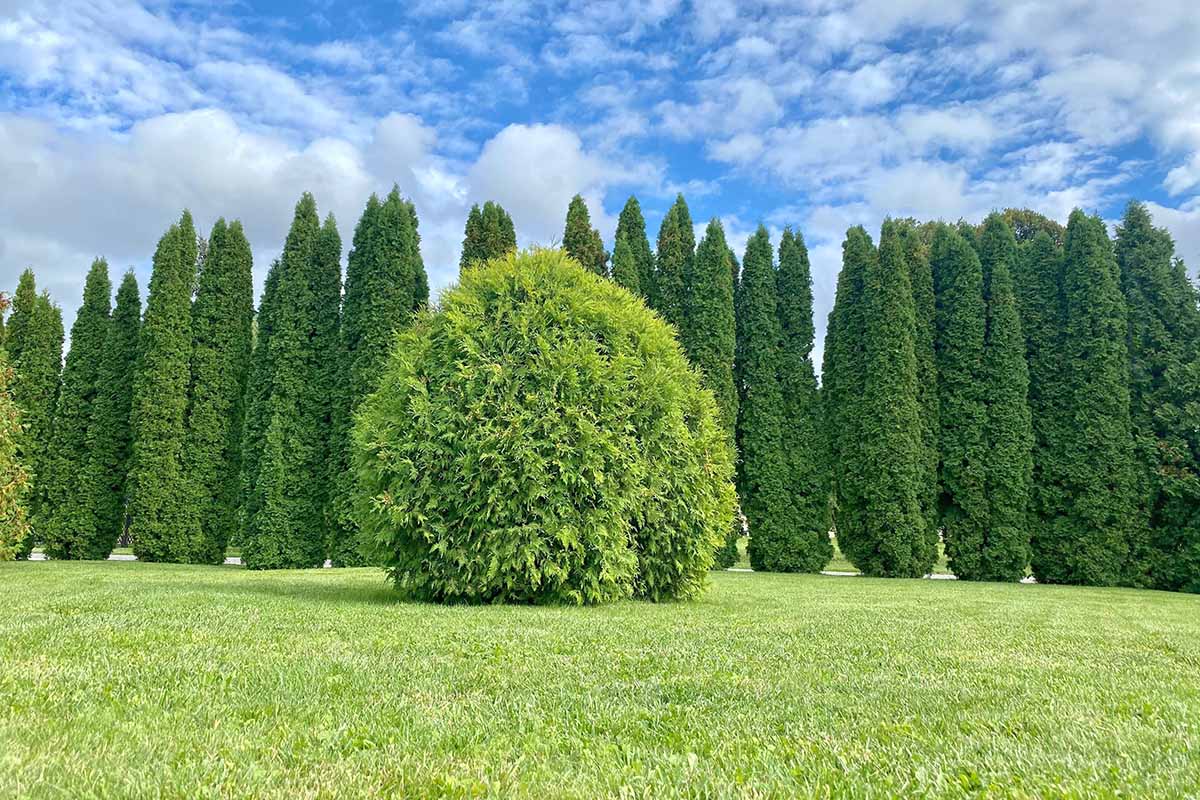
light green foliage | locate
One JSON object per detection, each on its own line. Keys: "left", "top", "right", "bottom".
{"left": 562, "top": 194, "right": 607, "bottom": 276}
{"left": 127, "top": 211, "right": 202, "bottom": 562}
{"left": 354, "top": 249, "right": 736, "bottom": 604}
{"left": 775, "top": 227, "right": 832, "bottom": 571}
{"left": 932, "top": 225, "right": 990, "bottom": 578}
{"left": 40, "top": 259, "right": 112, "bottom": 559}
{"left": 653, "top": 194, "right": 694, "bottom": 332}
{"left": 242, "top": 197, "right": 342, "bottom": 569}
{"left": 849, "top": 221, "right": 930, "bottom": 577}
{"left": 5, "top": 270, "right": 37, "bottom": 364}
{"left": 615, "top": 196, "right": 654, "bottom": 299}
{"left": 1116, "top": 201, "right": 1200, "bottom": 592}
{"left": 183, "top": 219, "right": 254, "bottom": 564}
{"left": 1031, "top": 210, "right": 1141, "bottom": 586}
{"left": 460, "top": 201, "right": 516, "bottom": 273}
{"left": 79, "top": 271, "right": 141, "bottom": 558}
{"left": 330, "top": 189, "right": 424, "bottom": 567}
{"left": 0, "top": 336, "right": 29, "bottom": 561}
{"left": 4, "top": 565, "right": 1200, "bottom": 797}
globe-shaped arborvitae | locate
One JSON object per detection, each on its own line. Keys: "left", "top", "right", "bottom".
{"left": 354, "top": 249, "right": 736, "bottom": 604}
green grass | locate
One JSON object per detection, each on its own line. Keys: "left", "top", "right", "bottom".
{"left": 2, "top": 562, "right": 1198, "bottom": 798}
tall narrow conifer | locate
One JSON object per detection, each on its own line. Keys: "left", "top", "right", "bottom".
{"left": 615, "top": 196, "right": 654, "bottom": 299}
{"left": 653, "top": 195, "right": 694, "bottom": 331}
{"left": 563, "top": 194, "right": 607, "bottom": 275}
{"left": 610, "top": 233, "right": 640, "bottom": 294}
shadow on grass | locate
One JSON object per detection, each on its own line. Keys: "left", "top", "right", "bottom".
{"left": 183, "top": 572, "right": 405, "bottom": 608}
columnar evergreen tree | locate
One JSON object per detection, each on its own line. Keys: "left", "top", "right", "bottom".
{"left": 974, "top": 214, "right": 1034, "bottom": 581}
{"left": 6, "top": 270, "right": 37, "bottom": 362}
{"left": 239, "top": 260, "right": 280, "bottom": 547}
{"left": 685, "top": 219, "right": 737, "bottom": 435}
{"left": 901, "top": 224, "right": 941, "bottom": 558}
{"left": 932, "top": 225, "right": 989, "bottom": 578}
{"left": 242, "top": 196, "right": 342, "bottom": 569}
{"left": 1030, "top": 210, "right": 1140, "bottom": 586}
{"left": 775, "top": 227, "right": 832, "bottom": 571}
{"left": 1116, "top": 201, "right": 1200, "bottom": 591}
{"left": 735, "top": 227, "right": 792, "bottom": 571}
{"left": 459, "top": 201, "right": 516, "bottom": 273}
{"left": 653, "top": 194, "right": 694, "bottom": 331}
{"left": 615, "top": 196, "right": 654, "bottom": 299}
{"left": 40, "top": 259, "right": 112, "bottom": 559}
{"left": 181, "top": 218, "right": 254, "bottom": 563}
{"left": 850, "top": 222, "right": 929, "bottom": 577}
{"left": 610, "top": 232, "right": 640, "bottom": 295}
{"left": 1, "top": 294, "right": 30, "bottom": 561}
{"left": 563, "top": 194, "right": 607, "bottom": 276}
{"left": 12, "top": 290, "right": 63, "bottom": 556}
{"left": 405, "top": 199, "right": 431, "bottom": 309}
{"left": 823, "top": 228, "right": 873, "bottom": 569}
{"left": 79, "top": 270, "right": 141, "bottom": 557}
{"left": 127, "top": 211, "right": 202, "bottom": 562}
{"left": 330, "top": 188, "right": 423, "bottom": 566}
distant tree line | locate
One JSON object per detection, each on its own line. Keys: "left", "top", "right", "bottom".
{"left": 1, "top": 192, "right": 1197, "bottom": 593}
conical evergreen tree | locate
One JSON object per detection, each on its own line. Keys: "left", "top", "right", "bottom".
{"left": 242, "top": 196, "right": 341, "bottom": 569}
{"left": 460, "top": 204, "right": 484, "bottom": 271}
{"left": 653, "top": 195, "right": 694, "bottom": 331}
{"left": 563, "top": 194, "right": 607, "bottom": 275}
{"left": 6, "top": 270, "right": 37, "bottom": 363}
{"left": 775, "top": 227, "right": 832, "bottom": 571}
{"left": 974, "top": 214, "right": 1034, "bottom": 581}
{"left": 735, "top": 227, "right": 792, "bottom": 571}
{"left": 615, "top": 196, "right": 654, "bottom": 299}
{"left": 850, "top": 221, "right": 929, "bottom": 577}
{"left": 610, "top": 232, "right": 640, "bottom": 295}
{"left": 460, "top": 201, "right": 516, "bottom": 273}
{"left": 127, "top": 211, "right": 202, "bottom": 562}
{"left": 1116, "top": 201, "right": 1200, "bottom": 591}
{"left": 823, "top": 228, "right": 873, "bottom": 570}
{"left": 330, "top": 188, "right": 423, "bottom": 566}
{"left": 181, "top": 218, "right": 254, "bottom": 563}
{"left": 932, "top": 225, "right": 989, "bottom": 578}
{"left": 1, "top": 330, "right": 30, "bottom": 561}
{"left": 239, "top": 259, "right": 280, "bottom": 548}
{"left": 900, "top": 223, "right": 941, "bottom": 563}
{"left": 79, "top": 270, "right": 141, "bottom": 558}
{"left": 406, "top": 199, "right": 431, "bottom": 310}
{"left": 1030, "top": 210, "right": 1140, "bottom": 586}
{"left": 40, "top": 259, "right": 112, "bottom": 559}
{"left": 685, "top": 219, "right": 737, "bottom": 436}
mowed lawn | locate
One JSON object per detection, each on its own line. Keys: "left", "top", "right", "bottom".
{"left": 1, "top": 563, "right": 1198, "bottom": 798}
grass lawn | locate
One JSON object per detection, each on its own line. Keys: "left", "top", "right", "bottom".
{"left": 1, "top": 562, "right": 1198, "bottom": 798}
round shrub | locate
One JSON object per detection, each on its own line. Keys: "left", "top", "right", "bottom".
{"left": 354, "top": 249, "right": 736, "bottom": 604}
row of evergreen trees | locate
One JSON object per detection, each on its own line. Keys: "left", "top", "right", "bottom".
{"left": 3, "top": 191, "right": 1198, "bottom": 592}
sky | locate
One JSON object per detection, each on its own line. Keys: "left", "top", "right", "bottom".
{"left": 2, "top": 0, "right": 1200, "bottom": 361}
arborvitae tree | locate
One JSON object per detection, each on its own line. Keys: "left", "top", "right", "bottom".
{"left": 563, "top": 194, "right": 607, "bottom": 275}
{"left": 932, "top": 225, "right": 989, "bottom": 578}
{"left": 459, "top": 201, "right": 516, "bottom": 273}
{"left": 735, "top": 227, "right": 791, "bottom": 571}
{"left": 775, "top": 227, "right": 832, "bottom": 571}
{"left": 6, "top": 270, "right": 37, "bottom": 363}
{"left": 242, "top": 196, "right": 341, "bottom": 569}
{"left": 1030, "top": 210, "right": 1140, "bottom": 586}
{"left": 823, "top": 228, "right": 873, "bottom": 570}
{"left": 974, "top": 215, "right": 1034, "bottom": 581}
{"left": 1116, "top": 201, "right": 1200, "bottom": 592}
{"left": 406, "top": 199, "right": 431, "bottom": 310}
{"left": 12, "top": 291, "right": 63, "bottom": 556}
{"left": 238, "top": 259, "right": 280, "bottom": 548}
{"left": 611, "top": 232, "right": 640, "bottom": 294}
{"left": 685, "top": 219, "right": 737, "bottom": 435}
{"left": 79, "top": 270, "right": 140, "bottom": 558}
{"left": 615, "top": 196, "right": 654, "bottom": 300}
{"left": 40, "top": 259, "right": 112, "bottom": 559}
{"left": 180, "top": 218, "right": 254, "bottom": 564}
{"left": 127, "top": 211, "right": 202, "bottom": 562}
{"left": 900, "top": 224, "right": 941, "bottom": 562}
{"left": 852, "top": 221, "right": 929, "bottom": 577}
{"left": 653, "top": 194, "right": 694, "bottom": 331}
{"left": 330, "top": 188, "right": 422, "bottom": 566}
{"left": 1, "top": 342, "right": 30, "bottom": 561}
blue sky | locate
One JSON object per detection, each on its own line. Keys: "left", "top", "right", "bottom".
{"left": 2, "top": 0, "right": 1199, "bottom": 358}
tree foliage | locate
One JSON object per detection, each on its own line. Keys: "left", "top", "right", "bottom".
{"left": 40, "top": 259, "right": 112, "bottom": 559}
{"left": 127, "top": 211, "right": 202, "bottom": 562}
{"left": 610, "top": 233, "right": 640, "bottom": 294}
{"left": 182, "top": 218, "right": 254, "bottom": 563}
{"left": 460, "top": 201, "right": 516, "bottom": 273}
{"left": 653, "top": 194, "right": 694, "bottom": 331}
{"left": 354, "top": 249, "right": 735, "bottom": 604}
{"left": 0, "top": 295, "right": 30, "bottom": 562}
{"left": 80, "top": 270, "right": 141, "bottom": 558}
{"left": 563, "top": 194, "right": 607, "bottom": 276}
{"left": 685, "top": 219, "right": 737, "bottom": 437}
{"left": 615, "top": 196, "right": 654, "bottom": 299}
